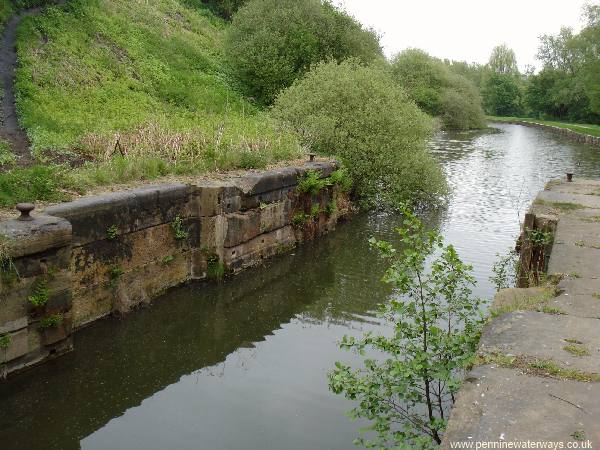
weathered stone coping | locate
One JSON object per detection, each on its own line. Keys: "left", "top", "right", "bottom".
{"left": 442, "top": 178, "right": 600, "bottom": 447}
{"left": 490, "top": 120, "right": 600, "bottom": 147}
{"left": 0, "top": 161, "right": 350, "bottom": 378}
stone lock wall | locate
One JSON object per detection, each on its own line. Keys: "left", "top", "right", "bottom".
{"left": 493, "top": 120, "right": 600, "bottom": 147}
{"left": 0, "top": 161, "right": 350, "bottom": 378}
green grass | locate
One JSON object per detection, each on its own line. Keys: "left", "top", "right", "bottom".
{"left": 0, "top": 0, "right": 305, "bottom": 207}
{"left": 0, "top": 0, "right": 14, "bottom": 31}
{"left": 488, "top": 116, "right": 600, "bottom": 138}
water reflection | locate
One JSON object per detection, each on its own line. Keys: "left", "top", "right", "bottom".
{"left": 1, "top": 124, "right": 599, "bottom": 450}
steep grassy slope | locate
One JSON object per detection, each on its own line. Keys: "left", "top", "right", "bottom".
{"left": 14, "top": 0, "right": 301, "bottom": 165}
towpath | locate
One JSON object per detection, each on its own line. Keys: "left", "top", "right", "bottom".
{"left": 443, "top": 177, "right": 600, "bottom": 448}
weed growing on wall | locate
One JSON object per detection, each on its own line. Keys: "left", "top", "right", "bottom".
{"left": 329, "top": 206, "right": 485, "bottom": 447}
{"left": 0, "top": 235, "right": 19, "bottom": 286}
{"left": 39, "top": 314, "right": 63, "bottom": 329}
{"left": 0, "top": 333, "right": 11, "bottom": 349}
{"left": 206, "top": 254, "right": 225, "bottom": 280}
{"left": 171, "top": 215, "right": 189, "bottom": 241}
{"left": 106, "top": 225, "right": 119, "bottom": 240}
{"left": 28, "top": 277, "right": 49, "bottom": 308}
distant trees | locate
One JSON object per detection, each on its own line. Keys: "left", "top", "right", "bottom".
{"left": 522, "top": 4, "right": 600, "bottom": 123}
{"left": 272, "top": 60, "right": 447, "bottom": 208}
{"left": 390, "top": 49, "right": 485, "bottom": 130}
{"left": 488, "top": 44, "right": 519, "bottom": 75}
{"left": 225, "top": 0, "right": 382, "bottom": 104}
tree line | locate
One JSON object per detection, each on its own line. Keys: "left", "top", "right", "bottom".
{"left": 453, "top": 3, "right": 600, "bottom": 123}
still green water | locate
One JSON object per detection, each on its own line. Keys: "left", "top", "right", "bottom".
{"left": 1, "top": 124, "right": 600, "bottom": 450}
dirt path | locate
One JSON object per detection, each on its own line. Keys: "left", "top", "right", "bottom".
{"left": 0, "top": 0, "right": 67, "bottom": 167}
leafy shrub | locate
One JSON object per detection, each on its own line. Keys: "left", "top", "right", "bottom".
{"left": 483, "top": 72, "right": 523, "bottom": 116}
{"left": 328, "top": 168, "right": 352, "bottom": 193}
{"left": 391, "top": 49, "right": 485, "bottom": 130}
{"left": 329, "top": 206, "right": 485, "bottom": 447}
{"left": 272, "top": 60, "right": 447, "bottom": 209}
{"left": 225, "top": 0, "right": 382, "bottom": 104}
{"left": 296, "top": 170, "right": 328, "bottom": 195}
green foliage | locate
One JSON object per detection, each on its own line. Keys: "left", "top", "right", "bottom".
{"left": 106, "top": 225, "right": 119, "bottom": 240}
{"left": 14, "top": 0, "right": 303, "bottom": 166}
{"left": 225, "top": 0, "right": 382, "bottom": 104}
{"left": 0, "top": 0, "right": 15, "bottom": 31}
{"left": 526, "top": 228, "right": 553, "bottom": 247}
{"left": 0, "top": 139, "right": 16, "bottom": 167}
{"left": 162, "top": 255, "right": 175, "bottom": 265}
{"left": 390, "top": 49, "right": 485, "bottom": 130}
{"left": 310, "top": 202, "right": 320, "bottom": 218}
{"left": 39, "top": 314, "right": 63, "bottom": 329}
{"left": 206, "top": 253, "right": 225, "bottom": 280}
{"left": 563, "top": 344, "right": 590, "bottom": 357}
{"left": 522, "top": 6, "right": 600, "bottom": 122}
{"left": 0, "top": 235, "right": 19, "bottom": 286}
{"left": 0, "top": 333, "right": 11, "bottom": 349}
{"left": 292, "top": 212, "right": 311, "bottom": 228}
{"left": 108, "top": 265, "right": 125, "bottom": 288}
{"left": 297, "top": 170, "right": 328, "bottom": 196}
{"left": 273, "top": 60, "right": 447, "bottom": 209}
{"left": 171, "top": 215, "right": 189, "bottom": 240}
{"left": 483, "top": 73, "right": 523, "bottom": 116}
{"left": 488, "top": 44, "right": 519, "bottom": 75}
{"left": 195, "top": 0, "right": 246, "bottom": 19}
{"left": 329, "top": 206, "right": 485, "bottom": 447}
{"left": 28, "top": 277, "right": 49, "bottom": 308}
{"left": 328, "top": 168, "right": 352, "bottom": 193}
{"left": 325, "top": 200, "right": 337, "bottom": 216}
{"left": 0, "top": 165, "right": 71, "bottom": 207}
{"left": 490, "top": 249, "right": 518, "bottom": 292}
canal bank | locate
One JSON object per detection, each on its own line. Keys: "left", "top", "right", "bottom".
{"left": 0, "top": 160, "right": 351, "bottom": 378}
{"left": 489, "top": 119, "right": 600, "bottom": 148}
{"left": 443, "top": 177, "right": 600, "bottom": 447}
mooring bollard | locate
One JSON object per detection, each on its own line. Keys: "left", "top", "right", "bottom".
{"left": 16, "top": 203, "right": 35, "bottom": 221}
{"left": 566, "top": 172, "right": 573, "bottom": 182}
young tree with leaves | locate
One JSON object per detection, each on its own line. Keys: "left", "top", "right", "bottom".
{"left": 329, "top": 207, "right": 485, "bottom": 448}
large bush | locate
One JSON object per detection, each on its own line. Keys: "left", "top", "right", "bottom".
{"left": 225, "top": 0, "right": 382, "bottom": 104}
{"left": 483, "top": 72, "right": 523, "bottom": 116}
{"left": 390, "top": 49, "right": 485, "bottom": 130}
{"left": 272, "top": 60, "right": 447, "bottom": 209}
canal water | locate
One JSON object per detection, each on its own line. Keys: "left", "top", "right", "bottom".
{"left": 1, "top": 124, "right": 599, "bottom": 450}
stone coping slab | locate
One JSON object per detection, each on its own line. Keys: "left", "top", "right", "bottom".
{"left": 442, "top": 365, "right": 600, "bottom": 447}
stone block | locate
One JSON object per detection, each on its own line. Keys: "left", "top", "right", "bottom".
{"left": 71, "top": 285, "right": 114, "bottom": 328}
{"left": 199, "top": 215, "right": 227, "bottom": 256}
{"left": 0, "top": 328, "right": 28, "bottom": 363}
{"left": 442, "top": 365, "right": 600, "bottom": 446}
{"left": 224, "top": 226, "right": 297, "bottom": 273}
{"left": 44, "top": 183, "right": 192, "bottom": 246}
{"left": 191, "top": 180, "right": 242, "bottom": 217}
{"left": 223, "top": 211, "right": 261, "bottom": 248}
{"left": 259, "top": 199, "right": 291, "bottom": 234}
{"left": 0, "top": 214, "right": 71, "bottom": 259}
{"left": 70, "top": 223, "right": 191, "bottom": 290}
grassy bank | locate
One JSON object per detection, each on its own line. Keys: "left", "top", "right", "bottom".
{"left": 0, "top": 0, "right": 304, "bottom": 208}
{"left": 488, "top": 116, "right": 600, "bottom": 138}
{"left": 0, "top": 0, "right": 14, "bottom": 28}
